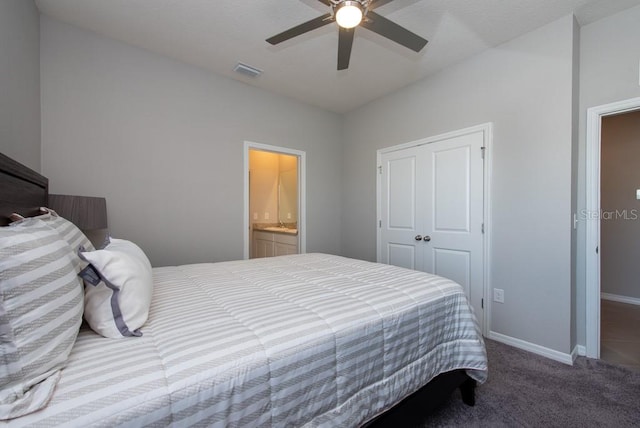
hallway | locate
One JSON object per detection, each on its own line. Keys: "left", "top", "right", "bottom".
{"left": 601, "top": 299, "right": 640, "bottom": 371}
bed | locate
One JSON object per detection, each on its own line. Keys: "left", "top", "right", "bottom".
{"left": 0, "top": 152, "right": 487, "bottom": 427}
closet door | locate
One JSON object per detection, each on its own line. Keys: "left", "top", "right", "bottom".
{"left": 379, "top": 130, "right": 485, "bottom": 326}
{"left": 421, "top": 132, "right": 484, "bottom": 324}
{"left": 379, "top": 146, "right": 428, "bottom": 271}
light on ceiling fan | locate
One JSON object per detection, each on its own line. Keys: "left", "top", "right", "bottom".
{"left": 335, "top": 1, "right": 363, "bottom": 29}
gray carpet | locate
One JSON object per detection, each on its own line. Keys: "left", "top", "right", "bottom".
{"left": 421, "top": 339, "right": 640, "bottom": 427}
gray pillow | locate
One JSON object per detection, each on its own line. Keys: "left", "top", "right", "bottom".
{"left": 0, "top": 218, "right": 84, "bottom": 420}
{"left": 10, "top": 209, "right": 96, "bottom": 273}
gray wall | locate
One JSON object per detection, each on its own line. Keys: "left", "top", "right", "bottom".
{"left": 0, "top": 0, "right": 41, "bottom": 171}
{"left": 576, "top": 4, "right": 640, "bottom": 345}
{"left": 342, "top": 16, "right": 577, "bottom": 353}
{"left": 600, "top": 110, "right": 640, "bottom": 299}
{"left": 40, "top": 16, "right": 343, "bottom": 267}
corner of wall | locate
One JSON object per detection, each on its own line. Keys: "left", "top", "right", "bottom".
{"left": 570, "top": 13, "right": 581, "bottom": 351}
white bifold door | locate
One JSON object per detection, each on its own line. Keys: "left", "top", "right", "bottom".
{"left": 379, "top": 130, "right": 485, "bottom": 327}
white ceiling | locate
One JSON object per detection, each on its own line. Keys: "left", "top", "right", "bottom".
{"left": 35, "top": 0, "right": 640, "bottom": 113}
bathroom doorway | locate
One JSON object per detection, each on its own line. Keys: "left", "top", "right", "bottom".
{"left": 243, "top": 141, "right": 306, "bottom": 259}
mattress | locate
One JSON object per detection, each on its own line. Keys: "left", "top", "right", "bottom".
{"left": 5, "top": 253, "right": 487, "bottom": 427}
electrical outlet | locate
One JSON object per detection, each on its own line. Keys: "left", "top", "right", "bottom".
{"left": 264, "top": 212, "right": 270, "bottom": 220}
{"left": 253, "top": 212, "right": 258, "bottom": 220}
{"left": 493, "top": 288, "right": 505, "bottom": 304}
{"left": 287, "top": 213, "right": 291, "bottom": 219}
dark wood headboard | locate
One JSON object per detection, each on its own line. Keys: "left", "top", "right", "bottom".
{"left": 0, "top": 153, "right": 48, "bottom": 226}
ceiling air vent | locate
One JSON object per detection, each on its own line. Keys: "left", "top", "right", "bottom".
{"left": 233, "top": 62, "right": 263, "bottom": 78}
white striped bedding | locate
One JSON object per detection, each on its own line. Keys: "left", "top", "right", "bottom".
{"left": 4, "top": 253, "right": 487, "bottom": 427}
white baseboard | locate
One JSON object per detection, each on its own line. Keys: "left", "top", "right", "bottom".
{"left": 571, "top": 345, "right": 586, "bottom": 362}
{"left": 601, "top": 292, "right": 640, "bottom": 306}
{"left": 488, "top": 331, "right": 574, "bottom": 365}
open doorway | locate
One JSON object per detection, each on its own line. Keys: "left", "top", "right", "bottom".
{"left": 585, "top": 97, "right": 640, "bottom": 362}
{"left": 599, "top": 110, "right": 640, "bottom": 370}
{"left": 243, "top": 141, "right": 306, "bottom": 260}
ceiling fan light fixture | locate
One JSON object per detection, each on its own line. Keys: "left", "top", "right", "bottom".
{"left": 335, "top": 1, "right": 363, "bottom": 29}
{"left": 266, "top": 0, "right": 428, "bottom": 70}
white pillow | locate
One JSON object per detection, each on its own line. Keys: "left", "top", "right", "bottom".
{"left": 79, "top": 239, "right": 153, "bottom": 338}
{"left": 0, "top": 219, "right": 83, "bottom": 420}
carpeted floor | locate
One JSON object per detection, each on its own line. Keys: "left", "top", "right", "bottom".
{"left": 418, "top": 339, "right": 640, "bottom": 427}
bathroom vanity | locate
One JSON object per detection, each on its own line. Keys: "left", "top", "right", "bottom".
{"left": 252, "top": 227, "right": 298, "bottom": 258}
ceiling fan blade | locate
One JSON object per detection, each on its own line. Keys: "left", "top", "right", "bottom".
{"left": 337, "top": 27, "right": 355, "bottom": 70}
{"left": 369, "top": 0, "right": 395, "bottom": 9}
{"left": 361, "top": 11, "right": 428, "bottom": 52}
{"left": 266, "top": 13, "right": 332, "bottom": 45}
{"left": 316, "top": 0, "right": 332, "bottom": 5}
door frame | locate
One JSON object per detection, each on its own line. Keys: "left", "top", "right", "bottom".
{"left": 243, "top": 141, "right": 307, "bottom": 259}
{"left": 585, "top": 97, "right": 640, "bottom": 358}
{"left": 376, "top": 123, "right": 493, "bottom": 336}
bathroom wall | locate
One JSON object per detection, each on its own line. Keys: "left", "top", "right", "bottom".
{"left": 278, "top": 154, "right": 298, "bottom": 224}
{"left": 249, "top": 150, "right": 298, "bottom": 227}
{"left": 249, "top": 150, "right": 279, "bottom": 225}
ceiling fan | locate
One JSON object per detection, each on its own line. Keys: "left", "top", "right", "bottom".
{"left": 266, "top": 0, "right": 428, "bottom": 70}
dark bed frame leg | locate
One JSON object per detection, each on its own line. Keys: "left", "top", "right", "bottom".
{"left": 460, "top": 377, "right": 477, "bottom": 406}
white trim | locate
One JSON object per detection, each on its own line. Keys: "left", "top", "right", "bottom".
{"left": 376, "top": 150, "right": 382, "bottom": 267}
{"left": 585, "top": 97, "right": 640, "bottom": 359}
{"left": 601, "top": 292, "right": 640, "bottom": 306}
{"left": 377, "top": 123, "right": 492, "bottom": 156}
{"left": 483, "top": 124, "right": 493, "bottom": 340}
{"left": 376, "top": 123, "right": 493, "bottom": 337}
{"left": 489, "top": 331, "right": 574, "bottom": 365}
{"left": 243, "top": 141, "right": 307, "bottom": 260}
{"left": 571, "top": 345, "right": 586, "bottom": 362}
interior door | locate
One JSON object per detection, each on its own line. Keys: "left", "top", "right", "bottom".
{"left": 379, "top": 130, "right": 485, "bottom": 327}
{"left": 422, "top": 132, "right": 484, "bottom": 326}
{"left": 379, "top": 146, "right": 427, "bottom": 270}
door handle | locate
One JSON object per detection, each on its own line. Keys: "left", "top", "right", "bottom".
{"left": 423, "top": 235, "right": 431, "bottom": 242}
{"left": 415, "top": 235, "right": 423, "bottom": 241}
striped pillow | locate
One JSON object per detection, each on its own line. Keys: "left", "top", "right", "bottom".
{"left": 0, "top": 219, "right": 84, "bottom": 420}
{"left": 37, "top": 208, "right": 96, "bottom": 269}
{"left": 39, "top": 208, "right": 95, "bottom": 252}
{"left": 11, "top": 209, "right": 95, "bottom": 273}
